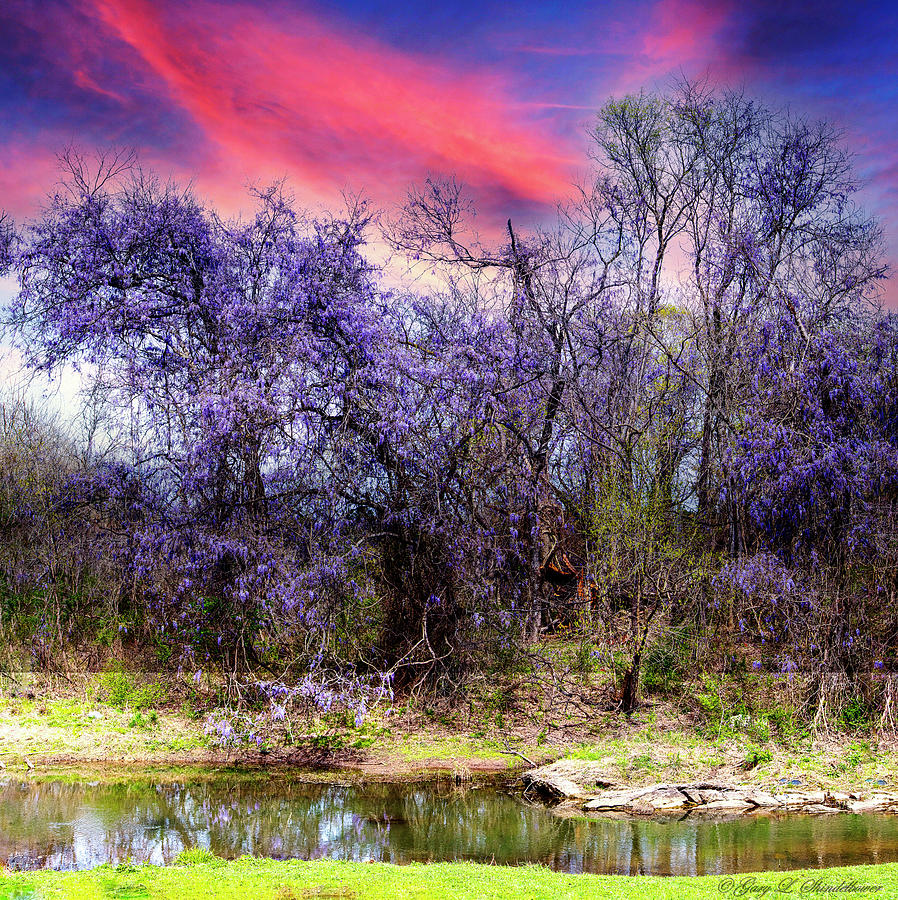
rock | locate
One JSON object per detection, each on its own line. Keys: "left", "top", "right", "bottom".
{"left": 696, "top": 799, "right": 755, "bottom": 812}
{"left": 686, "top": 782, "right": 738, "bottom": 791}
{"left": 848, "top": 799, "right": 889, "bottom": 813}
{"left": 525, "top": 760, "right": 898, "bottom": 819}
{"left": 645, "top": 786, "right": 691, "bottom": 810}
{"left": 847, "top": 793, "right": 898, "bottom": 813}
{"left": 522, "top": 762, "right": 614, "bottom": 801}
{"left": 522, "top": 773, "right": 584, "bottom": 801}
{"left": 583, "top": 796, "right": 631, "bottom": 811}
{"left": 774, "top": 791, "right": 826, "bottom": 808}
{"left": 741, "top": 789, "right": 781, "bottom": 808}
{"left": 629, "top": 799, "right": 659, "bottom": 816}
{"left": 683, "top": 788, "right": 725, "bottom": 804}
{"left": 583, "top": 786, "right": 656, "bottom": 810}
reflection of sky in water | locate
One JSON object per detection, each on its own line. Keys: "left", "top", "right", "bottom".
{"left": 3, "top": 777, "right": 898, "bottom": 875}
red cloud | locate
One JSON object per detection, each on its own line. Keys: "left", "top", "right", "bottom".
{"left": 84, "top": 0, "right": 578, "bottom": 211}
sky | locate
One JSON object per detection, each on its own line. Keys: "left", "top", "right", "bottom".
{"left": 1, "top": 0, "right": 897, "bottom": 301}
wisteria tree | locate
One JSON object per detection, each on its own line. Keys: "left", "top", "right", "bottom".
{"left": 590, "top": 80, "right": 887, "bottom": 528}
{"left": 4, "top": 153, "right": 400, "bottom": 687}
{"left": 2, "top": 79, "right": 897, "bottom": 726}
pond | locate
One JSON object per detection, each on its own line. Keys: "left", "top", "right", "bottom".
{"left": 3, "top": 774, "right": 898, "bottom": 876}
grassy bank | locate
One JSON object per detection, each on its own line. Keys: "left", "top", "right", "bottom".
{"left": 4, "top": 665, "right": 898, "bottom": 793}
{"left": 4, "top": 693, "right": 898, "bottom": 795}
{"left": 2, "top": 858, "right": 896, "bottom": 900}
{"left": 0, "top": 691, "right": 547, "bottom": 778}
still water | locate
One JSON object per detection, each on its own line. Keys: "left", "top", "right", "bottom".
{"left": 3, "top": 775, "right": 898, "bottom": 875}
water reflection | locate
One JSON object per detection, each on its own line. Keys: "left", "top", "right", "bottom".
{"left": 2, "top": 776, "right": 898, "bottom": 875}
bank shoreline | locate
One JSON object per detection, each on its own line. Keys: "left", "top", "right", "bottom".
{"left": 9, "top": 751, "right": 898, "bottom": 823}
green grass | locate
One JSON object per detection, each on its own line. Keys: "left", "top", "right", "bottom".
{"left": 560, "top": 723, "right": 898, "bottom": 792}
{"left": 96, "top": 671, "right": 166, "bottom": 711}
{"left": 386, "top": 733, "right": 511, "bottom": 763}
{"left": 0, "top": 698, "right": 208, "bottom": 769}
{"left": 2, "top": 858, "right": 897, "bottom": 900}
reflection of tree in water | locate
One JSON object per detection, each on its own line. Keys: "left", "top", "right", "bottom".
{"left": 0, "top": 780, "right": 78, "bottom": 870}
{"left": 4, "top": 778, "right": 898, "bottom": 874}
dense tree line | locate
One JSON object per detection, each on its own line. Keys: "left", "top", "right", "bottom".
{"left": 1, "top": 82, "right": 896, "bottom": 723}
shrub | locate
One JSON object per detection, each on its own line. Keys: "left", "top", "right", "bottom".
{"left": 172, "top": 848, "right": 224, "bottom": 867}
{"left": 742, "top": 745, "right": 772, "bottom": 770}
{"left": 641, "top": 636, "right": 689, "bottom": 695}
{"left": 840, "top": 697, "right": 873, "bottom": 731}
{"left": 98, "top": 670, "right": 165, "bottom": 710}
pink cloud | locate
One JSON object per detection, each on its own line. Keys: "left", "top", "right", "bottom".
{"left": 601, "top": 0, "right": 735, "bottom": 93}
{"left": 80, "top": 0, "right": 579, "bottom": 212}
{"left": 641, "top": 0, "right": 732, "bottom": 62}
{"left": 0, "top": 143, "right": 65, "bottom": 216}
{"left": 72, "top": 67, "right": 129, "bottom": 105}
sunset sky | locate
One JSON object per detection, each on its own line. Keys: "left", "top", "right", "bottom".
{"left": 2, "top": 0, "right": 897, "bottom": 299}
